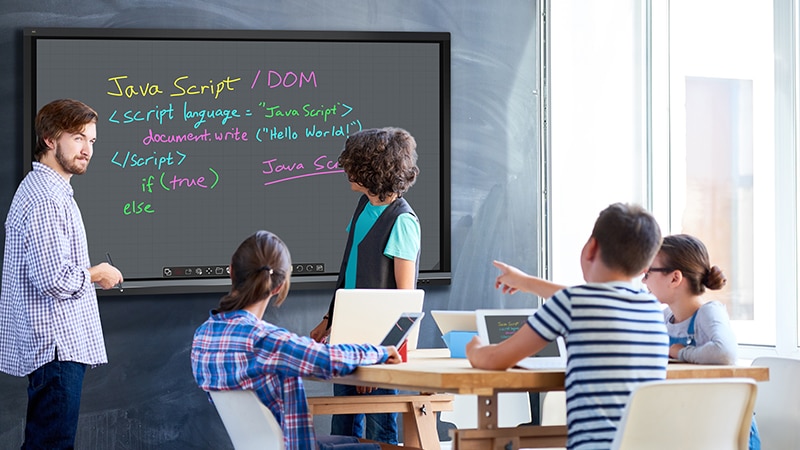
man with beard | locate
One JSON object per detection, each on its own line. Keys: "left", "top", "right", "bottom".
{"left": 0, "top": 99, "right": 123, "bottom": 449}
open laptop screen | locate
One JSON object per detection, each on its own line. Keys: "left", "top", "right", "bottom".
{"left": 476, "top": 308, "right": 566, "bottom": 368}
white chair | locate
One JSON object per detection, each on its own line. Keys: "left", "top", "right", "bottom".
{"left": 439, "top": 392, "right": 532, "bottom": 429}
{"left": 540, "top": 391, "right": 567, "bottom": 426}
{"left": 751, "top": 356, "right": 800, "bottom": 449}
{"left": 610, "top": 378, "right": 757, "bottom": 450}
{"left": 536, "top": 391, "right": 568, "bottom": 450}
{"left": 208, "top": 390, "right": 285, "bottom": 450}
{"left": 209, "top": 390, "right": 386, "bottom": 450}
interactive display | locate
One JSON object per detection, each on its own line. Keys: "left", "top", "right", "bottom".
{"left": 23, "top": 28, "right": 451, "bottom": 293}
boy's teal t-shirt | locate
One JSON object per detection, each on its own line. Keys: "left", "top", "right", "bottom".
{"left": 344, "top": 201, "right": 421, "bottom": 289}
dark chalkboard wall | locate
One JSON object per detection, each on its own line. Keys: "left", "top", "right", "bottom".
{"left": 26, "top": 29, "right": 449, "bottom": 290}
{"left": 0, "top": 1, "right": 541, "bottom": 449}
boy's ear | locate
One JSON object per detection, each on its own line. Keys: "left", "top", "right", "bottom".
{"left": 584, "top": 237, "right": 599, "bottom": 261}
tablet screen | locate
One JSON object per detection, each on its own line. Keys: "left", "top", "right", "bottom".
{"left": 380, "top": 312, "right": 424, "bottom": 347}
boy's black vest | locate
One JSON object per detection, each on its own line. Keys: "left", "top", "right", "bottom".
{"left": 325, "top": 194, "right": 420, "bottom": 327}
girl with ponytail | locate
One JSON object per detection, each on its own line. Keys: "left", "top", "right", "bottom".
{"left": 643, "top": 233, "right": 760, "bottom": 449}
{"left": 191, "top": 230, "right": 401, "bottom": 450}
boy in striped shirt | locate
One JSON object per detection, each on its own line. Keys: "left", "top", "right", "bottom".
{"left": 466, "top": 203, "right": 669, "bottom": 450}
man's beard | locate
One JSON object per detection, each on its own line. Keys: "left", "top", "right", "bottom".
{"left": 55, "top": 144, "right": 89, "bottom": 175}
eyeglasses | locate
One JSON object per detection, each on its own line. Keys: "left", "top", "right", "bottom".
{"left": 644, "top": 267, "right": 674, "bottom": 280}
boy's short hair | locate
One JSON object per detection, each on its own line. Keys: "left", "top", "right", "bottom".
{"left": 338, "top": 127, "right": 419, "bottom": 202}
{"left": 591, "top": 203, "right": 662, "bottom": 276}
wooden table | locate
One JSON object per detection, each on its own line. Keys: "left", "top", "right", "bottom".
{"left": 320, "top": 349, "right": 770, "bottom": 450}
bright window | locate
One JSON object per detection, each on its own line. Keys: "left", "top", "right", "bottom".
{"left": 549, "top": 0, "right": 648, "bottom": 286}
{"left": 666, "top": 0, "right": 778, "bottom": 346}
{"left": 550, "top": 0, "right": 799, "bottom": 354}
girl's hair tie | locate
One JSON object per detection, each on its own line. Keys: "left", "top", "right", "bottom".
{"left": 260, "top": 265, "right": 273, "bottom": 275}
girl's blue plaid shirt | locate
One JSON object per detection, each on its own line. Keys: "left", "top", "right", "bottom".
{"left": 191, "top": 309, "right": 389, "bottom": 450}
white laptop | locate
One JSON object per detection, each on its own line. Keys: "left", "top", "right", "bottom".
{"left": 328, "top": 289, "right": 425, "bottom": 350}
{"left": 475, "top": 308, "right": 567, "bottom": 370}
{"left": 431, "top": 310, "right": 478, "bottom": 335}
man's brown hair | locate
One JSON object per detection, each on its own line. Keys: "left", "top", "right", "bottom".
{"left": 34, "top": 99, "right": 98, "bottom": 161}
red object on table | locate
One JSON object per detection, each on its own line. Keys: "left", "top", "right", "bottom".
{"left": 398, "top": 340, "right": 408, "bottom": 362}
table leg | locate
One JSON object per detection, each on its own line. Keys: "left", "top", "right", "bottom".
{"left": 451, "top": 393, "right": 567, "bottom": 449}
{"left": 401, "top": 399, "right": 441, "bottom": 450}
{"left": 476, "top": 393, "right": 499, "bottom": 429}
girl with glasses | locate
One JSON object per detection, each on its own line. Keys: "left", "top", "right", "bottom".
{"left": 642, "top": 233, "right": 760, "bottom": 449}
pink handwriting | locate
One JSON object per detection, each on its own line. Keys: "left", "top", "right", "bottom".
{"left": 262, "top": 155, "right": 344, "bottom": 186}
{"left": 250, "top": 70, "right": 318, "bottom": 89}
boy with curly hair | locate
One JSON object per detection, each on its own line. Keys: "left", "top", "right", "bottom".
{"left": 310, "top": 127, "right": 421, "bottom": 445}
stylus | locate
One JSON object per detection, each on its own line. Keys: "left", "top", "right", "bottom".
{"left": 106, "top": 253, "right": 123, "bottom": 292}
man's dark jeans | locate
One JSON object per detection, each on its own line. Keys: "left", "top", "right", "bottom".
{"left": 23, "top": 358, "right": 86, "bottom": 450}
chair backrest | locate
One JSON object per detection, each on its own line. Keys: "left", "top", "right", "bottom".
{"left": 751, "top": 356, "right": 800, "bottom": 449}
{"left": 208, "top": 390, "right": 285, "bottom": 450}
{"left": 540, "top": 391, "right": 567, "bottom": 426}
{"left": 610, "top": 378, "right": 757, "bottom": 450}
{"left": 439, "top": 392, "right": 532, "bottom": 429}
